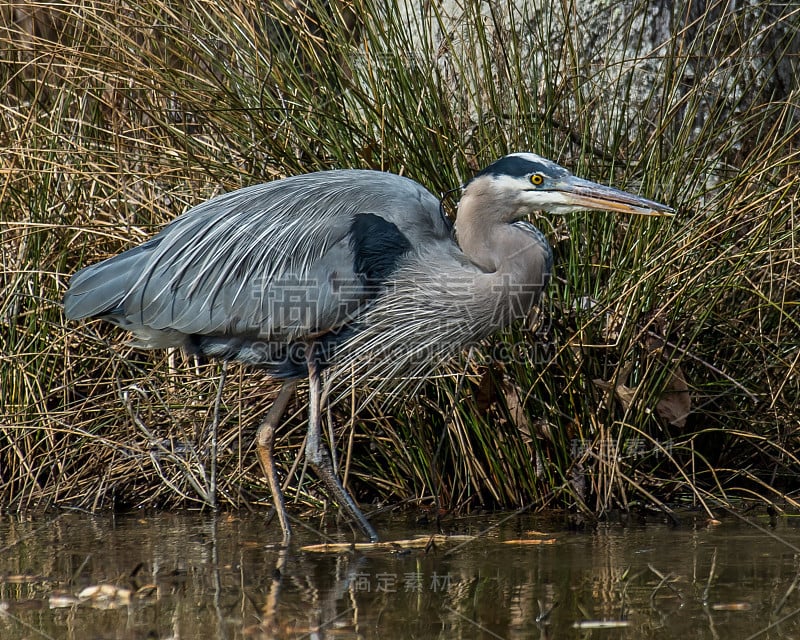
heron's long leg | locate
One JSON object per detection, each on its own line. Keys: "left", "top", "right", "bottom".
{"left": 305, "top": 342, "right": 379, "bottom": 542}
{"left": 209, "top": 360, "right": 228, "bottom": 510}
{"left": 256, "top": 380, "right": 297, "bottom": 544}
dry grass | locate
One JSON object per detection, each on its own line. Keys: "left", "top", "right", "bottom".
{"left": 1, "top": 0, "right": 798, "bottom": 520}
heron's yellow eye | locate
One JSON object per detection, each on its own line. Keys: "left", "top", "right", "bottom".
{"left": 530, "top": 173, "right": 544, "bottom": 186}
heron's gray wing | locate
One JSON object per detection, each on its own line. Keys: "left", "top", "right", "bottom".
{"left": 64, "top": 170, "right": 450, "bottom": 348}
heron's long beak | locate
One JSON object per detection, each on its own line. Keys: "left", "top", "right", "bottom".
{"left": 557, "top": 176, "right": 674, "bottom": 216}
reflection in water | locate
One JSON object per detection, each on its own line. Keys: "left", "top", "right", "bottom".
{"left": 0, "top": 511, "right": 799, "bottom": 638}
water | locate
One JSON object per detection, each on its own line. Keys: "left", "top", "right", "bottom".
{"left": 1, "top": 510, "right": 799, "bottom": 639}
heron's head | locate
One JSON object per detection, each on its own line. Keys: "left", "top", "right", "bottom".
{"left": 464, "top": 152, "right": 674, "bottom": 220}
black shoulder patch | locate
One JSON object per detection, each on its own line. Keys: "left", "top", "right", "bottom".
{"left": 349, "top": 213, "right": 412, "bottom": 284}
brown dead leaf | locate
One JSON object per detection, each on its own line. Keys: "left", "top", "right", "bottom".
{"left": 594, "top": 361, "right": 691, "bottom": 429}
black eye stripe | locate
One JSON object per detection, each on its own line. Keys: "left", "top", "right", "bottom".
{"left": 469, "top": 155, "right": 571, "bottom": 184}
{"left": 474, "top": 156, "right": 554, "bottom": 179}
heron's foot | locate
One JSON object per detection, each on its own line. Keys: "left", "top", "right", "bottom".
{"left": 306, "top": 447, "right": 379, "bottom": 542}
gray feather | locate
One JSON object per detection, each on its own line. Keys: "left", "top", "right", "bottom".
{"left": 64, "top": 170, "right": 450, "bottom": 354}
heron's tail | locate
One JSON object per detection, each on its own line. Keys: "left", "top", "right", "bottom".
{"left": 63, "top": 239, "right": 157, "bottom": 320}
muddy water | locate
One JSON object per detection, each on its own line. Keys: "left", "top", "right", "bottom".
{"left": 1, "top": 510, "right": 799, "bottom": 639}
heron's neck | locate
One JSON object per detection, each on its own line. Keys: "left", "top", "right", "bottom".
{"left": 455, "top": 194, "right": 546, "bottom": 277}
{"left": 455, "top": 188, "right": 502, "bottom": 272}
{"left": 455, "top": 191, "right": 551, "bottom": 322}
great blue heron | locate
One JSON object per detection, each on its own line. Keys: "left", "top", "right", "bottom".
{"left": 63, "top": 152, "right": 673, "bottom": 543}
